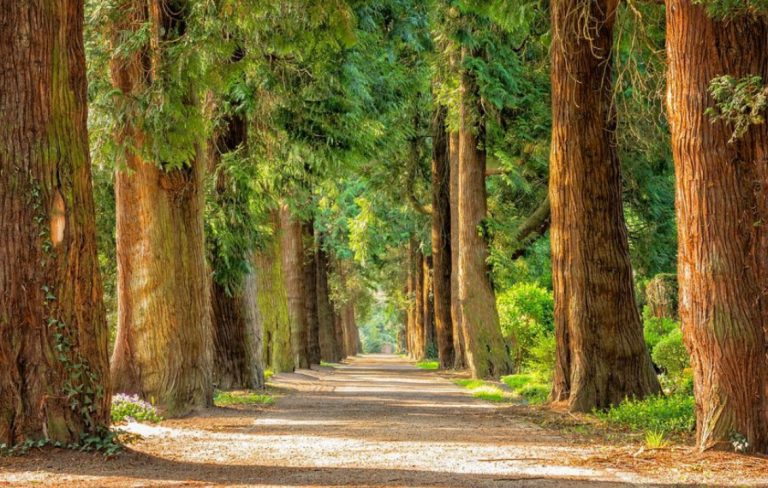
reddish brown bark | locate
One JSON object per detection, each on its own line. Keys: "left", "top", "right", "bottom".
{"left": 316, "top": 244, "right": 340, "bottom": 362}
{"left": 303, "top": 221, "right": 322, "bottom": 366}
{"left": 423, "top": 255, "right": 436, "bottom": 356}
{"left": 548, "top": 0, "right": 660, "bottom": 411}
{"left": 0, "top": 0, "right": 110, "bottom": 443}
{"left": 411, "top": 247, "right": 427, "bottom": 360}
{"left": 448, "top": 132, "right": 466, "bottom": 369}
{"left": 109, "top": 0, "right": 213, "bottom": 416}
{"left": 665, "top": 0, "right": 768, "bottom": 452}
{"left": 431, "top": 107, "right": 455, "bottom": 368}
{"left": 279, "top": 205, "right": 310, "bottom": 369}
{"left": 457, "top": 48, "right": 513, "bottom": 378}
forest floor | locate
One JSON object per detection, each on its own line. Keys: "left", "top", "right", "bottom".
{"left": 1, "top": 354, "right": 767, "bottom": 487}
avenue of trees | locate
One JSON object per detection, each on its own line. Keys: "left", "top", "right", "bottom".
{"left": 1, "top": 0, "right": 767, "bottom": 455}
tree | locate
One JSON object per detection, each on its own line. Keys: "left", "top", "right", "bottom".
{"left": 431, "top": 107, "right": 455, "bottom": 368}
{"left": 548, "top": 0, "right": 660, "bottom": 411}
{"left": 457, "top": 46, "right": 514, "bottom": 378}
{"left": 304, "top": 221, "right": 323, "bottom": 365}
{"left": 665, "top": 0, "right": 768, "bottom": 452}
{"left": 448, "top": 131, "right": 466, "bottom": 369}
{"left": 0, "top": 0, "right": 110, "bottom": 444}
{"left": 317, "top": 242, "right": 341, "bottom": 361}
{"left": 280, "top": 205, "right": 310, "bottom": 369}
{"left": 109, "top": 0, "right": 213, "bottom": 416}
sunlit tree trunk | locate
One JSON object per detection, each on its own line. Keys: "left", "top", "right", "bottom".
{"left": 256, "top": 213, "right": 294, "bottom": 373}
{"left": 457, "top": 48, "right": 513, "bottom": 378}
{"left": 110, "top": 0, "right": 213, "bottom": 416}
{"left": 0, "top": 0, "right": 111, "bottom": 443}
{"left": 303, "top": 221, "right": 322, "bottom": 365}
{"left": 280, "top": 205, "right": 310, "bottom": 369}
{"left": 666, "top": 0, "right": 768, "bottom": 452}
{"left": 449, "top": 132, "right": 466, "bottom": 369}
{"left": 431, "top": 107, "right": 455, "bottom": 368}
{"left": 316, "top": 243, "right": 340, "bottom": 362}
{"left": 412, "top": 248, "right": 427, "bottom": 360}
{"left": 423, "top": 255, "right": 436, "bottom": 356}
{"left": 549, "top": 0, "right": 660, "bottom": 411}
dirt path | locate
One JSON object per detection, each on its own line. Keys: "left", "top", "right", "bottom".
{"left": 1, "top": 354, "right": 766, "bottom": 487}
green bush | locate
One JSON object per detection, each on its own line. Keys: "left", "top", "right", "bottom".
{"left": 111, "top": 394, "right": 162, "bottom": 423}
{"left": 643, "top": 315, "right": 679, "bottom": 352}
{"left": 596, "top": 394, "right": 695, "bottom": 434}
{"left": 497, "top": 283, "right": 554, "bottom": 371}
{"left": 652, "top": 328, "right": 690, "bottom": 376}
{"left": 502, "top": 374, "right": 550, "bottom": 405}
{"left": 527, "top": 333, "right": 556, "bottom": 380}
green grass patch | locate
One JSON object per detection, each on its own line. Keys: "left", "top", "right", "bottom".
{"left": 214, "top": 390, "right": 275, "bottom": 407}
{"left": 454, "top": 379, "right": 515, "bottom": 402}
{"left": 264, "top": 369, "right": 274, "bottom": 381}
{"left": 595, "top": 394, "right": 695, "bottom": 434}
{"left": 416, "top": 360, "right": 439, "bottom": 370}
{"left": 501, "top": 374, "right": 550, "bottom": 405}
{"left": 319, "top": 361, "right": 339, "bottom": 368}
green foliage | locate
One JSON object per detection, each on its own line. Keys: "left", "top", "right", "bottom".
{"left": 502, "top": 374, "right": 550, "bottom": 404}
{"left": 527, "top": 333, "right": 556, "bottom": 381}
{"left": 454, "top": 379, "right": 516, "bottom": 402}
{"left": 693, "top": 0, "right": 768, "bottom": 18}
{"left": 652, "top": 329, "right": 690, "bottom": 377}
{"left": 707, "top": 75, "right": 767, "bottom": 142}
{"left": 643, "top": 315, "right": 679, "bottom": 352}
{"left": 644, "top": 430, "right": 670, "bottom": 449}
{"left": 596, "top": 394, "right": 695, "bottom": 434}
{"left": 214, "top": 390, "right": 275, "bottom": 407}
{"left": 416, "top": 360, "right": 439, "bottom": 370}
{"left": 111, "top": 394, "right": 163, "bottom": 424}
{"left": 497, "top": 283, "right": 553, "bottom": 371}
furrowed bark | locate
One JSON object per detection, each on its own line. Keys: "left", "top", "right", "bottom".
{"left": 665, "top": 0, "right": 768, "bottom": 452}
{"left": 279, "top": 205, "right": 310, "bottom": 369}
{"left": 548, "top": 0, "right": 660, "bottom": 411}
{"left": 110, "top": 0, "right": 213, "bottom": 416}
{"left": 457, "top": 48, "right": 513, "bottom": 378}
{"left": 316, "top": 243, "right": 340, "bottom": 362}
{"left": 431, "top": 107, "right": 455, "bottom": 368}
{"left": 449, "top": 132, "right": 466, "bottom": 369}
{"left": 303, "top": 221, "right": 322, "bottom": 366}
{"left": 0, "top": 0, "right": 110, "bottom": 443}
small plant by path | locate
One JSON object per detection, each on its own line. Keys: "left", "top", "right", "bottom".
{"left": 214, "top": 390, "right": 274, "bottom": 407}
{"left": 454, "top": 379, "right": 517, "bottom": 402}
{"left": 416, "top": 360, "right": 438, "bottom": 370}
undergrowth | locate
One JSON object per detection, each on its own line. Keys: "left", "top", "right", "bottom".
{"left": 454, "top": 379, "right": 515, "bottom": 402}
{"left": 596, "top": 394, "right": 695, "bottom": 434}
{"left": 214, "top": 390, "right": 274, "bottom": 407}
{"left": 416, "top": 360, "right": 439, "bottom": 370}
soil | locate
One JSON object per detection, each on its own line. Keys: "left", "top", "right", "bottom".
{"left": 1, "top": 354, "right": 767, "bottom": 487}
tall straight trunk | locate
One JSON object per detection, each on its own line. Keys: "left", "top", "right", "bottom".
{"left": 548, "top": 0, "right": 660, "bottom": 411}
{"left": 109, "top": 0, "right": 213, "bottom": 416}
{"left": 666, "top": 1, "right": 768, "bottom": 452}
{"left": 279, "top": 205, "right": 309, "bottom": 369}
{"left": 303, "top": 221, "right": 322, "bottom": 366}
{"left": 431, "top": 107, "right": 455, "bottom": 368}
{"left": 449, "top": 132, "right": 466, "bottom": 369}
{"left": 423, "top": 255, "right": 436, "bottom": 356}
{"left": 256, "top": 213, "right": 294, "bottom": 373}
{"left": 457, "top": 48, "right": 513, "bottom": 378}
{"left": 316, "top": 244, "right": 340, "bottom": 362}
{"left": 412, "top": 248, "right": 427, "bottom": 360}
{"left": 0, "top": 0, "right": 110, "bottom": 443}
{"left": 342, "top": 302, "right": 358, "bottom": 357}
{"left": 211, "top": 271, "right": 263, "bottom": 389}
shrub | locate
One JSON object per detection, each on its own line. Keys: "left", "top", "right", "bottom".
{"left": 502, "top": 374, "right": 551, "bottom": 405}
{"left": 497, "top": 283, "right": 554, "bottom": 371}
{"left": 111, "top": 394, "right": 162, "bottom": 423}
{"left": 643, "top": 315, "right": 679, "bottom": 352}
{"left": 527, "top": 333, "right": 556, "bottom": 380}
{"left": 652, "top": 328, "right": 690, "bottom": 376}
{"left": 596, "top": 394, "right": 695, "bottom": 434}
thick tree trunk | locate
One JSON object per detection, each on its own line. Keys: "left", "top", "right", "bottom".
{"left": 255, "top": 214, "right": 294, "bottom": 373}
{"left": 109, "top": 1, "right": 213, "bottom": 416}
{"left": 342, "top": 302, "right": 359, "bottom": 357}
{"left": 303, "top": 221, "right": 322, "bottom": 366}
{"left": 211, "top": 272, "right": 263, "bottom": 390}
{"left": 449, "top": 132, "right": 466, "bottom": 369}
{"left": 548, "top": 0, "right": 660, "bottom": 412}
{"left": 316, "top": 244, "right": 340, "bottom": 362}
{"left": 457, "top": 49, "right": 513, "bottom": 378}
{"left": 665, "top": 0, "right": 768, "bottom": 452}
{"left": 431, "top": 108, "right": 455, "bottom": 368}
{"left": 412, "top": 248, "right": 427, "bottom": 360}
{"left": 279, "top": 205, "right": 310, "bottom": 369}
{"left": 0, "top": 0, "right": 110, "bottom": 444}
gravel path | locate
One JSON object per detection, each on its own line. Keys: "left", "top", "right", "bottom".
{"left": 0, "top": 354, "right": 762, "bottom": 487}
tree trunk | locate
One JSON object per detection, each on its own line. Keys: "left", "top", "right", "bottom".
{"left": 457, "top": 48, "right": 513, "bottom": 379}
{"left": 0, "top": 0, "right": 111, "bottom": 444}
{"left": 548, "top": 0, "right": 660, "bottom": 412}
{"left": 303, "top": 221, "right": 322, "bottom": 366}
{"left": 665, "top": 0, "right": 768, "bottom": 452}
{"left": 279, "top": 205, "right": 310, "bottom": 369}
{"left": 412, "top": 248, "right": 427, "bottom": 360}
{"left": 255, "top": 213, "right": 294, "bottom": 373}
{"left": 109, "top": 0, "right": 213, "bottom": 416}
{"left": 316, "top": 244, "right": 340, "bottom": 362}
{"left": 423, "top": 255, "right": 436, "bottom": 357}
{"left": 431, "top": 107, "right": 455, "bottom": 368}
{"left": 449, "top": 132, "right": 466, "bottom": 370}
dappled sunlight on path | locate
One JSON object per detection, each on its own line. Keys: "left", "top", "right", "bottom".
{"left": 0, "top": 354, "right": 752, "bottom": 487}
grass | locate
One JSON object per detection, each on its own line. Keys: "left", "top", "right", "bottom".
{"left": 501, "top": 374, "right": 551, "bottom": 405}
{"left": 320, "top": 361, "right": 340, "bottom": 368}
{"left": 415, "top": 360, "right": 439, "bottom": 370}
{"left": 264, "top": 369, "right": 274, "bottom": 381}
{"left": 454, "top": 379, "right": 516, "bottom": 402}
{"left": 214, "top": 390, "right": 275, "bottom": 407}
{"left": 595, "top": 394, "right": 695, "bottom": 434}
{"left": 644, "top": 430, "right": 670, "bottom": 449}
